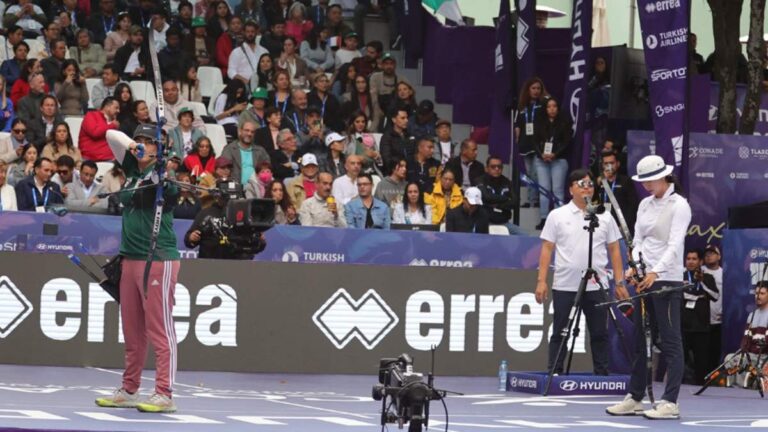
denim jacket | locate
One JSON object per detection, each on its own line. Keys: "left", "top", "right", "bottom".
{"left": 344, "top": 197, "right": 391, "bottom": 229}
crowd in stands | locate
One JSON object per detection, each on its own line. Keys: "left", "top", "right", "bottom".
{"left": 0, "top": 0, "right": 527, "bottom": 235}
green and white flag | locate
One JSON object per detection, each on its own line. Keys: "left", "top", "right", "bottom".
{"left": 422, "top": 0, "right": 465, "bottom": 25}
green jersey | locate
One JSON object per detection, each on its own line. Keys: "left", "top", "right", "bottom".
{"left": 118, "top": 153, "right": 180, "bottom": 261}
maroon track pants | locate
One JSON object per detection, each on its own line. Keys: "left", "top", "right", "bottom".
{"left": 119, "top": 259, "right": 180, "bottom": 397}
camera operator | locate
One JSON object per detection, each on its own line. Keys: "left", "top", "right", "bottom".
{"left": 722, "top": 281, "right": 768, "bottom": 387}
{"left": 681, "top": 249, "right": 719, "bottom": 385}
{"left": 184, "top": 180, "right": 267, "bottom": 260}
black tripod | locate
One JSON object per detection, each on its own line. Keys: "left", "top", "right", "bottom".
{"left": 543, "top": 211, "right": 630, "bottom": 396}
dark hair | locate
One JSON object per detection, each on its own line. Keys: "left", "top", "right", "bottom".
{"left": 264, "top": 105, "right": 280, "bottom": 119}
{"left": 56, "top": 155, "right": 75, "bottom": 169}
{"left": 517, "top": 77, "right": 548, "bottom": 110}
{"left": 486, "top": 155, "right": 503, "bottom": 166}
{"left": 389, "top": 107, "right": 408, "bottom": 121}
{"left": 567, "top": 168, "right": 592, "bottom": 185}
{"left": 265, "top": 179, "right": 292, "bottom": 214}
{"left": 191, "top": 136, "right": 215, "bottom": 158}
{"left": 243, "top": 20, "right": 259, "bottom": 31}
{"left": 131, "top": 99, "right": 147, "bottom": 115}
{"left": 57, "top": 59, "right": 82, "bottom": 85}
{"left": 219, "top": 79, "right": 247, "bottom": 112}
{"left": 256, "top": 161, "right": 272, "bottom": 173}
{"left": 19, "top": 58, "right": 39, "bottom": 82}
{"left": 601, "top": 149, "right": 619, "bottom": 161}
{"left": 101, "top": 96, "right": 118, "bottom": 110}
{"left": 664, "top": 174, "right": 685, "bottom": 197}
{"left": 306, "top": 25, "right": 327, "bottom": 50}
{"left": 283, "top": 35, "right": 298, "bottom": 48}
{"left": 11, "top": 118, "right": 26, "bottom": 129}
{"left": 13, "top": 41, "right": 30, "bottom": 54}
{"left": 254, "top": 53, "right": 274, "bottom": 88}
{"left": 115, "top": 82, "right": 134, "bottom": 112}
{"left": 81, "top": 160, "right": 98, "bottom": 172}
{"left": 367, "top": 40, "right": 384, "bottom": 53}
{"left": 460, "top": 138, "right": 476, "bottom": 151}
{"left": 49, "top": 38, "right": 66, "bottom": 52}
{"left": 271, "top": 16, "right": 286, "bottom": 26}
{"left": 166, "top": 26, "right": 182, "bottom": 38}
{"left": 7, "top": 24, "right": 22, "bottom": 35}
{"left": 756, "top": 281, "right": 768, "bottom": 291}
{"left": 178, "top": 0, "right": 193, "bottom": 11}
{"left": 34, "top": 157, "right": 53, "bottom": 169}
{"left": 441, "top": 167, "right": 457, "bottom": 179}
{"left": 102, "top": 63, "right": 118, "bottom": 75}
{"left": 346, "top": 110, "right": 369, "bottom": 135}
{"left": 49, "top": 121, "right": 74, "bottom": 151}
{"left": 402, "top": 181, "right": 427, "bottom": 219}
{"left": 40, "top": 95, "right": 58, "bottom": 107}
{"left": 388, "top": 155, "right": 406, "bottom": 173}
{"left": 357, "top": 172, "right": 373, "bottom": 184}
{"left": 686, "top": 249, "right": 704, "bottom": 260}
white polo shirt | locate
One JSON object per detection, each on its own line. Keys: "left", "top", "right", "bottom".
{"left": 331, "top": 175, "right": 358, "bottom": 205}
{"left": 540, "top": 201, "right": 622, "bottom": 292}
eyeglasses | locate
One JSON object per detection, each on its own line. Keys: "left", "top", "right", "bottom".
{"left": 488, "top": 164, "right": 503, "bottom": 169}
{"left": 575, "top": 179, "right": 594, "bottom": 189}
{"left": 12, "top": 129, "right": 26, "bottom": 133}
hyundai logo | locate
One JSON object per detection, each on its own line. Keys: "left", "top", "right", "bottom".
{"left": 559, "top": 380, "right": 578, "bottom": 391}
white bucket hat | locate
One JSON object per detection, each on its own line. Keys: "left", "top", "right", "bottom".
{"left": 631, "top": 155, "right": 673, "bottom": 182}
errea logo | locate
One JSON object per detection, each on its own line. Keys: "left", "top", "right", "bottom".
{"left": 0, "top": 276, "right": 33, "bottom": 338}
{"left": 312, "top": 289, "right": 398, "bottom": 350}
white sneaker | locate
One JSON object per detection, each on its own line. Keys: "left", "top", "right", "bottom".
{"left": 643, "top": 400, "right": 679, "bottom": 420}
{"left": 606, "top": 394, "right": 644, "bottom": 416}
{"left": 95, "top": 387, "right": 139, "bottom": 408}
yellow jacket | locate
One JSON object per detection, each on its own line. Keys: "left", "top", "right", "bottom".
{"left": 425, "top": 182, "right": 463, "bottom": 224}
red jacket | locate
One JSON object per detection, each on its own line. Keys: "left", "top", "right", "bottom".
{"left": 10, "top": 80, "right": 50, "bottom": 106}
{"left": 216, "top": 33, "right": 235, "bottom": 79}
{"left": 183, "top": 153, "right": 216, "bottom": 179}
{"left": 79, "top": 111, "right": 118, "bottom": 161}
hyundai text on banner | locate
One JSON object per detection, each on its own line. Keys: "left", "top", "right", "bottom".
{"left": 561, "top": 0, "right": 592, "bottom": 168}
{"left": 637, "top": 0, "right": 689, "bottom": 172}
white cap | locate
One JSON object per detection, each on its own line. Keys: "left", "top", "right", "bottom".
{"left": 631, "top": 155, "right": 673, "bottom": 182}
{"left": 464, "top": 187, "right": 483, "bottom": 205}
{"left": 325, "top": 132, "right": 346, "bottom": 147}
{"left": 301, "top": 153, "right": 318, "bottom": 166}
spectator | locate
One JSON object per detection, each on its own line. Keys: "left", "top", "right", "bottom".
{"left": 235, "top": 0, "right": 268, "bottom": 29}
{"left": 445, "top": 139, "right": 483, "bottom": 189}
{"left": 0, "top": 41, "right": 28, "bottom": 90}
{"left": 307, "top": 73, "right": 342, "bottom": 132}
{"left": 50, "top": 0, "right": 86, "bottom": 28}
{"left": 335, "top": 32, "right": 362, "bottom": 69}
{"left": 114, "top": 25, "right": 152, "bottom": 81}
{"left": 42, "top": 120, "right": 82, "bottom": 166}
{"left": 701, "top": 245, "right": 724, "bottom": 375}
{"left": 325, "top": 4, "right": 352, "bottom": 39}
{"left": 318, "top": 131, "right": 347, "bottom": 179}
{"left": 10, "top": 57, "right": 45, "bottom": 107}
{"left": 158, "top": 27, "right": 192, "bottom": 82}
{"left": 149, "top": 79, "right": 206, "bottom": 132}
{"left": 169, "top": 107, "right": 205, "bottom": 158}
{"left": 409, "top": 100, "right": 437, "bottom": 138}
{"left": 285, "top": 2, "right": 313, "bottom": 46}
{"left": 207, "top": 0, "right": 233, "bottom": 43}
{"left": 300, "top": 26, "right": 334, "bottom": 74}
{"left": 90, "top": 64, "right": 125, "bottom": 109}
{"left": 0, "top": 26, "right": 24, "bottom": 65}
{"left": 101, "top": 162, "right": 125, "bottom": 194}
{"left": 345, "top": 172, "right": 390, "bottom": 229}
{"left": 15, "top": 157, "right": 64, "bottom": 211}
{"left": 689, "top": 33, "right": 704, "bottom": 75}
{"left": 446, "top": 187, "right": 490, "bottom": 234}
{"left": 266, "top": 0, "right": 291, "bottom": 23}
{"left": 183, "top": 17, "right": 215, "bottom": 67}
{"left": 3, "top": 0, "right": 46, "bottom": 37}
{"left": 432, "top": 119, "right": 456, "bottom": 165}
{"left": 534, "top": 96, "right": 571, "bottom": 230}
{"left": 286, "top": 152, "right": 319, "bottom": 208}
{"left": 345, "top": 111, "right": 381, "bottom": 173}
{"left": 270, "top": 128, "right": 300, "bottom": 181}
{"left": 16, "top": 72, "right": 46, "bottom": 130}
{"left": 516, "top": 77, "right": 548, "bottom": 208}
{"left": 199, "top": 156, "right": 233, "bottom": 208}
{"left": 149, "top": 9, "right": 170, "bottom": 51}
{"left": 270, "top": 69, "right": 293, "bottom": 114}
{"left": 254, "top": 106, "right": 284, "bottom": 152}
{"left": 722, "top": 282, "right": 768, "bottom": 387}
{"left": 176, "top": 64, "right": 202, "bottom": 104}
{"left": 54, "top": 59, "right": 89, "bottom": 116}
{"left": 213, "top": 79, "right": 248, "bottom": 137}
{"left": 374, "top": 156, "right": 407, "bottom": 208}
{"left": 424, "top": 167, "right": 462, "bottom": 225}
{"left": 331, "top": 63, "right": 356, "bottom": 100}
{"left": 245, "top": 161, "right": 273, "bottom": 199}
{"left": 79, "top": 97, "right": 120, "bottom": 162}
{"left": 7, "top": 143, "right": 37, "bottom": 186}
{"left": 65, "top": 159, "right": 108, "bottom": 212}
{"left": 342, "top": 75, "right": 374, "bottom": 125}
{"left": 240, "top": 87, "right": 269, "bottom": 128}
{"left": 387, "top": 81, "right": 417, "bottom": 120}
{"left": 27, "top": 94, "right": 64, "bottom": 150}
{"left": 476, "top": 155, "right": 527, "bottom": 235}
{"left": 0, "top": 119, "right": 28, "bottom": 164}
{"left": 406, "top": 136, "right": 440, "bottom": 193}
{"left": 228, "top": 20, "right": 268, "bottom": 85}
{"left": 220, "top": 120, "right": 271, "bottom": 184}
{"left": 379, "top": 108, "right": 413, "bottom": 175}
{"left": 114, "top": 83, "right": 134, "bottom": 126}
{"left": 119, "top": 99, "right": 151, "bottom": 137}
{"left": 266, "top": 179, "right": 299, "bottom": 224}
{"left": 72, "top": 29, "right": 106, "bottom": 79}
{"left": 277, "top": 36, "right": 309, "bottom": 89}
{"left": 0, "top": 75, "right": 14, "bottom": 132}
{"left": 183, "top": 136, "right": 216, "bottom": 180}
{"left": 173, "top": 172, "right": 201, "bottom": 220}
{"left": 392, "top": 181, "right": 432, "bottom": 225}
{"left": 351, "top": 40, "right": 383, "bottom": 79}
{"left": 354, "top": 0, "right": 398, "bottom": 48}
{"left": 41, "top": 39, "right": 68, "bottom": 90}
{"left": 0, "top": 159, "right": 17, "bottom": 210}
{"left": 297, "top": 106, "right": 327, "bottom": 152}
{"left": 285, "top": 88, "right": 309, "bottom": 133}
{"left": 194, "top": 0, "right": 219, "bottom": 21}
{"left": 53, "top": 11, "right": 77, "bottom": 48}
{"left": 260, "top": 17, "right": 286, "bottom": 59}
{"left": 249, "top": 53, "right": 275, "bottom": 92}
{"left": 51, "top": 154, "right": 75, "bottom": 193}
{"left": 594, "top": 149, "right": 638, "bottom": 235}
{"left": 681, "top": 249, "right": 719, "bottom": 385}
{"left": 331, "top": 154, "right": 363, "bottom": 205}
{"left": 370, "top": 53, "right": 409, "bottom": 129}
{"left": 104, "top": 12, "right": 131, "bottom": 62}
{"left": 87, "top": 0, "right": 119, "bottom": 45}
{"left": 298, "top": 171, "right": 346, "bottom": 227}
{"left": 173, "top": 1, "right": 195, "bottom": 37}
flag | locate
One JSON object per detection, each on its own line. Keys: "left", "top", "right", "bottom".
{"left": 495, "top": 0, "right": 514, "bottom": 112}
{"left": 422, "top": 0, "right": 465, "bottom": 25}
{"left": 561, "top": 0, "right": 593, "bottom": 169}
{"left": 515, "top": 0, "right": 537, "bottom": 90}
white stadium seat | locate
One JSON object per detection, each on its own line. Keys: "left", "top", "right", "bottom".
{"left": 85, "top": 78, "right": 100, "bottom": 109}
{"left": 130, "top": 80, "right": 157, "bottom": 107}
{"left": 197, "top": 66, "right": 224, "bottom": 99}
{"left": 64, "top": 116, "right": 84, "bottom": 149}
{"left": 95, "top": 161, "right": 113, "bottom": 181}
{"left": 188, "top": 101, "right": 208, "bottom": 119}
{"left": 489, "top": 225, "right": 510, "bottom": 236}
{"left": 205, "top": 123, "right": 228, "bottom": 156}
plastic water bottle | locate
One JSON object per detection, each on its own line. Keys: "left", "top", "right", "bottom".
{"left": 498, "top": 360, "right": 508, "bottom": 391}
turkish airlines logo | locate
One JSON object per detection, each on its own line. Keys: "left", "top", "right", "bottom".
{"left": 312, "top": 289, "right": 399, "bottom": 350}
{"left": 0, "top": 276, "right": 33, "bottom": 338}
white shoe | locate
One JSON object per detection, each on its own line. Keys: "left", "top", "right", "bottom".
{"left": 606, "top": 394, "right": 644, "bottom": 416}
{"left": 643, "top": 400, "right": 679, "bottom": 420}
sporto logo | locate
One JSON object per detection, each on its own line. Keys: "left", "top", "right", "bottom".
{"left": 313, "top": 288, "right": 398, "bottom": 349}
{"left": 0, "top": 276, "right": 34, "bottom": 338}
{"left": 651, "top": 67, "right": 686, "bottom": 82}
{"left": 559, "top": 380, "right": 578, "bottom": 391}
{"left": 645, "top": 35, "right": 658, "bottom": 49}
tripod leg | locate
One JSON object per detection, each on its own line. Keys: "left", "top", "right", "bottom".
{"left": 566, "top": 309, "right": 583, "bottom": 375}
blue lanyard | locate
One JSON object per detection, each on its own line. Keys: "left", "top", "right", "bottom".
{"left": 602, "top": 179, "right": 616, "bottom": 202}
{"left": 32, "top": 187, "right": 49, "bottom": 208}
{"left": 255, "top": 112, "right": 266, "bottom": 128}
{"left": 275, "top": 96, "right": 288, "bottom": 115}
{"left": 524, "top": 104, "right": 538, "bottom": 123}
{"left": 320, "top": 95, "right": 327, "bottom": 118}
{"left": 103, "top": 16, "right": 115, "bottom": 35}
{"left": 293, "top": 112, "right": 304, "bottom": 131}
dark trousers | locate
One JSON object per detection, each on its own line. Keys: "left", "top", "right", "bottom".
{"left": 548, "top": 289, "right": 610, "bottom": 375}
{"left": 683, "top": 331, "right": 711, "bottom": 385}
{"left": 709, "top": 323, "right": 722, "bottom": 372}
{"left": 628, "top": 283, "right": 684, "bottom": 403}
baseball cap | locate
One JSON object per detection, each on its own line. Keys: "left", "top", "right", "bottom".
{"left": 381, "top": 52, "right": 395, "bottom": 62}
{"left": 215, "top": 157, "right": 233, "bottom": 168}
{"left": 704, "top": 245, "right": 721, "bottom": 255}
{"left": 464, "top": 187, "right": 483, "bottom": 205}
{"left": 325, "top": 132, "right": 345, "bottom": 147}
{"left": 133, "top": 124, "right": 156, "bottom": 140}
{"left": 129, "top": 25, "right": 143, "bottom": 35}
{"left": 191, "top": 16, "right": 206, "bottom": 28}
{"left": 178, "top": 107, "right": 194, "bottom": 117}
{"left": 344, "top": 31, "right": 359, "bottom": 40}
{"left": 250, "top": 87, "right": 269, "bottom": 100}
{"left": 301, "top": 153, "right": 318, "bottom": 166}
{"left": 436, "top": 119, "right": 451, "bottom": 128}
{"left": 418, "top": 100, "right": 434, "bottom": 115}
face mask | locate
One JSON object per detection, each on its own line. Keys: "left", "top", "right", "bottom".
{"left": 258, "top": 171, "right": 273, "bottom": 183}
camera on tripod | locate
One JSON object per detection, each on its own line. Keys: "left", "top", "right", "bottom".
{"left": 372, "top": 353, "right": 445, "bottom": 432}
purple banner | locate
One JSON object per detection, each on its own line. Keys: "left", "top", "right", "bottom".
{"left": 708, "top": 82, "right": 768, "bottom": 135}
{"left": 637, "top": 0, "right": 689, "bottom": 172}
{"left": 561, "top": 0, "right": 593, "bottom": 168}
{"left": 627, "top": 131, "right": 768, "bottom": 249}
{"left": 515, "top": 0, "right": 537, "bottom": 90}
{"left": 488, "top": 0, "right": 515, "bottom": 163}
{"left": 401, "top": 0, "right": 426, "bottom": 69}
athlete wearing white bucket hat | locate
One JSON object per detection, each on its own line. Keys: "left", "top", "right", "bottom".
{"left": 631, "top": 155, "right": 674, "bottom": 182}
